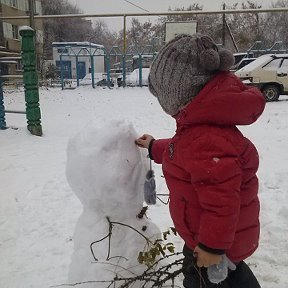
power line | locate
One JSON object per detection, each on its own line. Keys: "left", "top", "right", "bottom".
{"left": 122, "top": 0, "right": 150, "bottom": 13}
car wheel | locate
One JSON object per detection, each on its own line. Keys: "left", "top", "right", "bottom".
{"left": 262, "top": 85, "right": 280, "bottom": 102}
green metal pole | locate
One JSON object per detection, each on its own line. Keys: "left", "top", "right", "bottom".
{"left": 76, "top": 55, "right": 80, "bottom": 87}
{"left": 91, "top": 55, "right": 95, "bottom": 88}
{"left": 20, "top": 27, "right": 42, "bottom": 136}
{"left": 105, "top": 55, "right": 111, "bottom": 88}
{"left": 60, "top": 55, "right": 64, "bottom": 90}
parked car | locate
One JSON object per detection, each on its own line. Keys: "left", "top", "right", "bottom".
{"left": 230, "top": 57, "right": 256, "bottom": 72}
{"left": 235, "top": 54, "right": 288, "bottom": 101}
{"left": 233, "top": 52, "right": 254, "bottom": 66}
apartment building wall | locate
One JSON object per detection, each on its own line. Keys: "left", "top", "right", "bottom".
{"left": 0, "top": 4, "right": 4, "bottom": 47}
{"left": 0, "top": 0, "right": 43, "bottom": 54}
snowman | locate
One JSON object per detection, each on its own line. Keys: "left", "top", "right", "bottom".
{"left": 66, "top": 119, "right": 162, "bottom": 287}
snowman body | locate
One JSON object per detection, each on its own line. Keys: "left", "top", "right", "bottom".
{"left": 66, "top": 120, "right": 161, "bottom": 287}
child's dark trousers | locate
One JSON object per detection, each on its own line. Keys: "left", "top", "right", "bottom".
{"left": 182, "top": 245, "right": 261, "bottom": 288}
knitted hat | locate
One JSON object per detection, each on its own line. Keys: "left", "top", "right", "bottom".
{"left": 148, "top": 33, "right": 235, "bottom": 115}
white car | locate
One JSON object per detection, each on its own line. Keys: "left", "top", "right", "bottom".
{"left": 235, "top": 54, "right": 288, "bottom": 101}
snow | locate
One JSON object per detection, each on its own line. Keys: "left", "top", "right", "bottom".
{"left": 126, "top": 68, "right": 150, "bottom": 86}
{"left": 0, "top": 85, "right": 288, "bottom": 288}
{"left": 52, "top": 42, "right": 104, "bottom": 48}
{"left": 66, "top": 119, "right": 162, "bottom": 287}
{"left": 80, "top": 72, "right": 106, "bottom": 86}
{"left": 19, "top": 26, "right": 33, "bottom": 32}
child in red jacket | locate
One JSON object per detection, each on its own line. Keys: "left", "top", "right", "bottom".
{"left": 136, "top": 34, "right": 265, "bottom": 287}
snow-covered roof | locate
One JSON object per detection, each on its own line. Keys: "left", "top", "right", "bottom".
{"left": 52, "top": 42, "right": 104, "bottom": 49}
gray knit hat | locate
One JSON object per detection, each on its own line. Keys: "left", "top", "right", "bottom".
{"left": 148, "top": 33, "right": 235, "bottom": 115}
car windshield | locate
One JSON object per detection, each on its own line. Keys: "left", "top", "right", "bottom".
{"left": 237, "top": 54, "right": 273, "bottom": 72}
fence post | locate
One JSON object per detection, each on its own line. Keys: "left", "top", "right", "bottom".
{"left": 20, "top": 26, "right": 42, "bottom": 136}
{"left": 105, "top": 55, "right": 111, "bottom": 88}
{"left": 139, "top": 54, "right": 142, "bottom": 87}
{"left": 91, "top": 55, "right": 95, "bottom": 88}
{"left": 122, "top": 55, "right": 126, "bottom": 87}
{"left": 0, "top": 79, "right": 7, "bottom": 130}
{"left": 60, "top": 55, "right": 64, "bottom": 90}
{"left": 76, "top": 55, "right": 80, "bottom": 87}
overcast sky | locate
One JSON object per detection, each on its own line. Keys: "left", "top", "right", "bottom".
{"left": 67, "top": 0, "right": 273, "bottom": 31}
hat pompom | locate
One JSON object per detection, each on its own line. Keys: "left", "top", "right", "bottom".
{"left": 199, "top": 49, "right": 220, "bottom": 71}
{"left": 218, "top": 49, "right": 235, "bottom": 71}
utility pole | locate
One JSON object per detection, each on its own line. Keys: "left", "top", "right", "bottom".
{"left": 28, "top": 0, "right": 35, "bottom": 29}
{"left": 222, "top": 3, "right": 226, "bottom": 47}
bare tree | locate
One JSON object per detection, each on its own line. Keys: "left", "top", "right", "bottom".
{"left": 42, "top": 0, "right": 94, "bottom": 59}
{"left": 265, "top": 0, "right": 288, "bottom": 48}
{"left": 224, "top": 1, "right": 269, "bottom": 51}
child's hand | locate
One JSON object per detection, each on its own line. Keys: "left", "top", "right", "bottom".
{"left": 135, "top": 134, "right": 154, "bottom": 149}
{"left": 194, "top": 245, "right": 222, "bottom": 268}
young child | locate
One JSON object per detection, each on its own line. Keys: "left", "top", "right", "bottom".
{"left": 136, "top": 34, "right": 265, "bottom": 287}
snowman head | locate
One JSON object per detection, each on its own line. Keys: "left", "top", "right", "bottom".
{"left": 66, "top": 119, "right": 148, "bottom": 218}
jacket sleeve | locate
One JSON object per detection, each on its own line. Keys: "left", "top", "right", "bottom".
{"left": 149, "top": 139, "right": 171, "bottom": 164}
{"left": 182, "top": 134, "right": 243, "bottom": 251}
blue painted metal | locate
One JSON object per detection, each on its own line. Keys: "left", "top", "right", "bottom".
{"left": 77, "top": 61, "right": 86, "bottom": 79}
{"left": 0, "top": 79, "right": 7, "bottom": 129}
{"left": 56, "top": 60, "right": 72, "bottom": 80}
{"left": 59, "top": 56, "right": 64, "bottom": 90}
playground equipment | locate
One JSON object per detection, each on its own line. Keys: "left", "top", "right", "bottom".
{"left": 54, "top": 43, "right": 111, "bottom": 90}
{"left": 0, "top": 26, "right": 42, "bottom": 136}
{"left": 108, "top": 44, "right": 157, "bottom": 88}
{"left": 56, "top": 44, "right": 157, "bottom": 89}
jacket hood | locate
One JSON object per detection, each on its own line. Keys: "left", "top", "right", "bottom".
{"left": 175, "top": 72, "right": 265, "bottom": 127}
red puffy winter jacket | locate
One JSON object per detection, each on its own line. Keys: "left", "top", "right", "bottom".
{"left": 151, "top": 72, "right": 265, "bottom": 263}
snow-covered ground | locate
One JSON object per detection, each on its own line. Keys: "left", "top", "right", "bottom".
{"left": 0, "top": 85, "right": 287, "bottom": 288}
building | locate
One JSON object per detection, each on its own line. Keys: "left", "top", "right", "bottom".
{"left": 52, "top": 42, "right": 105, "bottom": 80}
{"left": 0, "top": 0, "right": 43, "bottom": 76}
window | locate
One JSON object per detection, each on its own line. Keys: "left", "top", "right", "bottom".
{"left": 12, "top": 25, "right": 19, "bottom": 40}
{"left": 10, "top": 0, "right": 17, "bottom": 8}
{"left": 24, "top": 0, "right": 29, "bottom": 12}
{"left": 57, "top": 48, "right": 68, "bottom": 54}
{"left": 16, "top": 60, "right": 23, "bottom": 72}
{"left": 263, "top": 58, "right": 282, "bottom": 71}
{"left": 280, "top": 59, "right": 288, "bottom": 69}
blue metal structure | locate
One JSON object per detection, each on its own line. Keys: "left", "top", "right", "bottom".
{"left": 54, "top": 42, "right": 110, "bottom": 90}
{"left": 56, "top": 42, "right": 159, "bottom": 89}
{"left": 0, "top": 78, "right": 7, "bottom": 129}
